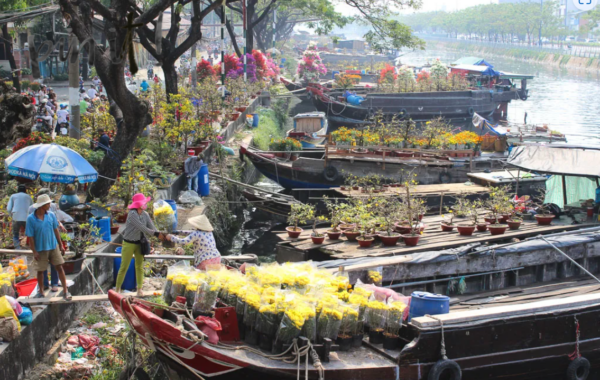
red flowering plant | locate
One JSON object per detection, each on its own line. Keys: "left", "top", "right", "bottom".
{"left": 196, "top": 59, "right": 216, "bottom": 81}
{"left": 12, "top": 132, "right": 51, "bottom": 153}
{"left": 378, "top": 64, "right": 397, "bottom": 86}
{"left": 417, "top": 71, "right": 430, "bottom": 83}
{"left": 252, "top": 50, "right": 268, "bottom": 80}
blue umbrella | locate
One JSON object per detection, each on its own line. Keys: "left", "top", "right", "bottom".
{"left": 5, "top": 143, "right": 98, "bottom": 183}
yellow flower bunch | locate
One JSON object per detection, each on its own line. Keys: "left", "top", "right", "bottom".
{"left": 321, "top": 307, "right": 343, "bottom": 321}
{"left": 285, "top": 308, "right": 307, "bottom": 329}
{"left": 352, "top": 286, "right": 372, "bottom": 299}
{"left": 368, "top": 270, "right": 382, "bottom": 284}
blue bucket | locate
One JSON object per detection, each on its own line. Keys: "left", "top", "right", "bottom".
{"left": 332, "top": 70, "right": 340, "bottom": 79}
{"left": 97, "top": 217, "right": 111, "bottom": 242}
{"left": 408, "top": 291, "right": 450, "bottom": 321}
{"left": 113, "top": 247, "right": 137, "bottom": 291}
{"left": 164, "top": 200, "right": 178, "bottom": 231}
{"left": 252, "top": 113, "right": 259, "bottom": 127}
{"left": 198, "top": 164, "right": 210, "bottom": 197}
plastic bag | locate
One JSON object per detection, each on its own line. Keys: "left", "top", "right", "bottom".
{"left": 18, "top": 307, "right": 33, "bottom": 325}
{"left": 365, "top": 296, "right": 388, "bottom": 333}
{"left": 255, "top": 297, "right": 279, "bottom": 337}
{"left": 385, "top": 299, "right": 407, "bottom": 337}
{"left": 317, "top": 303, "right": 343, "bottom": 342}
{"left": 179, "top": 190, "right": 203, "bottom": 206}
{"left": 153, "top": 200, "right": 176, "bottom": 232}
{"left": 193, "top": 280, "right": 220, "bottom": 315}
{"left": 367, "top": 266, "right": 383, "bottom": 286}
{"left": 169, "top": 273, "right": 190, "bottom": 304}
{"left": 338, "top": 304, "right": 360, "bottom": 338}
{"left": 0, "top": 267, "right": 16, "bottom": 298}
{"left": 243, "top": 289, "right": 261, "bottom": 331}
{"left": 9, "top": 256, "right": 29, "bottom": 279}
{"left": 276, "top": 306, "right": 305, "bottom": 345}
{"left": 0, "top": 296, "right": 20, "bottom": 331}
{"left": 163, "top": 262, "right": 191, "bottom": 305}
{"left": 300, "top": 302, "right": 317, "bottom": 342}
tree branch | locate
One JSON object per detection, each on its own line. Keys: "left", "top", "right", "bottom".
{"left": 251, "top": 0, "right": 276, "bottom": 28}
{"left": 82, "top": 0, "right": 113, "bottom": 22}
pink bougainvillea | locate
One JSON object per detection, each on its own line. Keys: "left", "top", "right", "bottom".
{"left": 296, "top": 48, "right": 327, "bottom": 83}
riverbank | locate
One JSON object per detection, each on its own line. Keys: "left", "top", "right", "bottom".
{"left": 426, "top": 39, "right": 600, "bottom": 72}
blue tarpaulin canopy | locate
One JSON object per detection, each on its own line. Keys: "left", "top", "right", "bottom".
{"left": 451, "top": 64, "right": 500, "bottom": 77}
{"left": 452, "top": 57, "right": 494, "bottom": 67}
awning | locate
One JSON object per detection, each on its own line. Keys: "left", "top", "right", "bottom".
{"left": 452, "top": 57, "right": 494, "bottom": 67}
{"left": 451, "top": 64, "right": 500, "bottom": 76}
{"left": 507, "top": 144, "right": 600, "bottom": 177}
{"left": 499, "top": 72, "right": 535, "bottom": 80}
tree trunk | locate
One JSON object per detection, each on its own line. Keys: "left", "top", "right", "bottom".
{"left": 2, "top": 24, "right": 21, "bottom": 92}
{"left": 162, "top": 61, "right": 178, "bottom": 98}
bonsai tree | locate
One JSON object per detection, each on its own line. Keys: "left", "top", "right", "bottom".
{"left": 400, "top": 178, "right": 427, "bottom": 236}
{"left": 287, "top": 203, "right": 314, "bottom": 233}
{"left": 484, "top": 186, "right": 513, "bottom": 223}
{"left": 375, "top": 197, "right": 404, "bottom": 237}
{"left": 70, "top": 223, "right": 101, "bottom": 260}
{"left": 323, "top": 196, "right": 345, "bottom": 233}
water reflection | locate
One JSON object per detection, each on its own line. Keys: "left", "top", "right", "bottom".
{"left": 401, "top": 49, "right": 600, "bottom": 145}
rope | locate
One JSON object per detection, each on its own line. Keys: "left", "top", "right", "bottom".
{"left": 569, "top": 315, "right": 581, "bottom": 361}
{"left": 427, "top": 315, "right": 448, "bottom": 360}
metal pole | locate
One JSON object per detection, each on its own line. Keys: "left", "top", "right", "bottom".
{"left": 68, "top": 5, "right": 80, "bottom": 140}
{"left": 539, "top": 236, "right": 600, "bottom": 284}
{"left": 220, "top": 0, "right": 225, "bottom": 96}
{"left": 273, "top": 10, "right": 276, "bottom": 48}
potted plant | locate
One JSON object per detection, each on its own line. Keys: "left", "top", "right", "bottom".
{"left": 356, "top": 206, "right": 376, "bottom": 248}
{"left": 507, "top": 214, "right": 522, "bottom": 230}
{"left": 375, "top": 198, "right": 402, "bottom": 246}
{"left": 310, "top": 209, "right": 327, "bottom": 245}
{"left": 63, "top": 223, "right": 101, "bottom": 274}
{"left": 331, "top": 127, "right": 354, "bottom": 152}
{"left": 484, "top": 186, "right": 512, "bottom": 225}
{"left": 286, "top": 203, "right": 313, "bottom": 238}
{"left": 533, "top": 189, "right": 555, "bottom": 225}
{"left": 383, "top": 300, "right": 406, "bottom": 350}
{"left": 323, "top": 197, "right": 345, "bottom": 240}
{"left": 59, "top": 232, "right": 71, "bottom": 252}
{"left": 452, "top": 198, "right": 480, "bottom": 236}
{"left": 399, "top": 180, "right": 426, "bottom": 246}
{"left": 440, "top": 208, "right": 456, "bottom": 232}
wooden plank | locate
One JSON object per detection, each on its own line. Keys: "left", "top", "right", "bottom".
{"left": 17, "top": 291, "right": 162, "bottom": 305}
{"left": 412, "top": 292, "right": 600, "bottom": 329}
{"left": 86, "top": 253, "right": 258, "bottom": 261}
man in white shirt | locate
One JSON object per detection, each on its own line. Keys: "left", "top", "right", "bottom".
{"left": 57, "top": 104, "right": 69, "bottom": 135}
{"left": 92, "top": 76, "right": 101, "bottom": 87}
{"left": 87, "top": 86, "right": 98, "bottom": 100}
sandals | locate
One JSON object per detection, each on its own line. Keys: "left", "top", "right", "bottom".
{"left": 32, "top": 292, "right": 45, "bottom": 299}
{"left": 63, "top": 293, "right": 72, "bottom": 301}
{"left": 51, "top": 286, "right": 59, "bottom": 292}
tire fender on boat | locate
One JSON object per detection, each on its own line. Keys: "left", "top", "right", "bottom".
{"left": 468, "top": 107, "right": 475, "bottom": 116}
{"left": 439, "top": 172, "right": 452, "bottom": 184}
{"left": 323, "top": 165, "right": 339, "bottom": 182}
{"left": 567, "top": 357, "right": 590, "bottom": 380}
{"left": 400, "top": 108, "right": 408, "bottom": 117}
{"left": 427, "top": 359, "right": 461, "bottom": 380}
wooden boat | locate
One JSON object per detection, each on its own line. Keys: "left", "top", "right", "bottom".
{"left": 279, "top": 76, "right": 305, "bottom": 94}
{"left": 286, "top": 112, "right": 328, "bottom": 148}
{"left": 307, "top": 83, "right": 528, "bottom": 122}
{"left": 110, "top": 226, "right": 600, "bottom": 380}
{"left": 239, "top": 144, "right": 503, "bottom": 190}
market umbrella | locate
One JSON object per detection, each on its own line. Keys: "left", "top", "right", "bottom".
{"left": 5, "top": 143, "right": 98, "bottom": 183}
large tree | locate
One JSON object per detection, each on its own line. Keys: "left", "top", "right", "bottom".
{"left": 135, "top": 0, "right": 227, "bottom": 98}
{"left": 0, "top": 0, "right": 32, "bottom": 92}
{"left": 56, "top": 0, "right": 181, "bottom": 199}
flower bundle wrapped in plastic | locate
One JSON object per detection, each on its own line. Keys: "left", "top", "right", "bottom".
{"left": 256, "top": 301, "right": 279, "bottom": 337}
{"left": 169, "top": 274, "right": 190, "bottom": 304}
{"left": 276, "top": 301, "right": 311, "bottom": 344}
{"left": 317, "top": 303, "right": 343, "bottom": 342}
{"left": 339, "top": 304, "right": 360, "bottom": 338}
{"left": 153, "top": 200, "right": 176, "bottom": 232}
{"left": 300, "top": 302, "right": 317, "bottom": 342}
{"left": 385, "top": 300, "right": 407, "bottom": 337}
{"left": 348, "top": 290, "right": 370, "bottom": 334}
{"left": 367, "top": 268, "right": 383, "bottom": 286}
{"left": 193, "top": 280, "right": 221, "bottom": 315}
{"left": 163, "top": 263, "right": 192, "bottom": 304}
{"left": 185, "top": 278, "right": 200, "bottom": 307}
{"left": 244, "top": 289, "right": 261, "bottom": 331}
{"left": 365, "top": 299, "right": 389, "bottom": 333}
{"left": 0, "top": 267, "right": 15, "bottom": 298}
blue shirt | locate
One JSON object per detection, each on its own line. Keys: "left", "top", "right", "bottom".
{"left": 140, "top": 81, "right": 149, "bottom": 91}
{"left": 7, "top": 193, "right": 33, "bottom": 222}
{"left": 26, "top": 211, "right": 59, "bottom": 252}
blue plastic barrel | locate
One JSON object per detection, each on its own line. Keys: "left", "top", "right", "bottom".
{"left": 59, "top": 194, "right": 79, "bottom": 211}
{"left": 252, "top": 113, "right": 260, "bottom": 127}
{"left": 281, "top": 58, "right": 286, "bottom": 63}
{"left": 408, "top": 291, "right": 450, "bottom": 321}
{"left": 332, "top": 70, "right": 340, "bottom": 79}
{"left": 595, "top": 187, "right": 600, "bottom": 204}
{"left": 113, "top": 247, "right": 137, "bottom": 291}
{"left": 97, "top": 217, "right": 111, "bottom": 242}
{"left": 164, "top": 200, "right": 178, "bottom": 231}
{"left": 198, "top": 164, "right": 210, "bottom": 197}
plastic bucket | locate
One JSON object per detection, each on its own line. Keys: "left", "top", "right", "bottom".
{"left": 252, "top": 113, "right": 259, "bottom": 127}
{"left": 198, "top": 164, "right": 210, "bottom": 197}
{"left": 408, "top": 291, "right": 450, "bottom": 321}
{"left": 164, "top": 200, "right": 178, "bottom": 231}
{"left": 332, "top": 70, "right": 340, "bottom": 79}
{"left": 59, "top": 193, "right": 79, "bottom": 211}
{"left": 114, "top": 247, "right": 137, "bottom": 291}
{"left": 97, "top": 217, "right": 111, "bottom": 242}
{"left": 16, "top": 279, "right": 38, "bottom": 297}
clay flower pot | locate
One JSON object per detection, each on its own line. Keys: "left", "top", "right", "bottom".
{"left": 507, "top": 219, "right": 522, "bottom": 230}
{"left": 352, "top": 186, "right": 359, "bottom": 191}
{"left": 476, "top": 222, "right": 490, "bottom": 232}
{"left": 499, "top": 214, "right": 511, "bottom": 224}
{"left": 535, "top": 214, "right": 555, "bottom": 226}
{"left": 356, "top": 236, "right": 375, "bottom": 248}
{"left": 394, "top": 222, "right": 412, "bottom": 234}
{"left": 326, "top": 230, "right": 342, "bottom": 240}
{"left": 379, "top": 233, "right": 401, "bottom": 247}
{"left": 344, "top": 230, "right": 361, "bottom": 241}
{"left": 488, "top": 224, "right": 508, "bottom": 235}
{"left": 311, "top": 234, "right": 325, "bottom": 244}
{"left": 484, "top": 217, "right": 499, "bottom": 224}
{"left": 339, "top": 224, "right": 355, "bottom": 231}
{"left": 402, "top": 234, "right": 420, "bottom": 246}
{"left": 441, "top": 223, "right": 455, "bottom": 232}
{"left": 286, "top": 226, "right": 303, "bottom": 238}
{"left": 456, "top": 224, "right": 476, "bottom": 236}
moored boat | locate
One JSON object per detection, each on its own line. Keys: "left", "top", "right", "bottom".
{"left": 287, "top": 112, "right": 328, "bottom": 148}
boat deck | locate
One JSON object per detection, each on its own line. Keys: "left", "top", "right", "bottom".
{"left": 276, "top": 212, "right": 595, "bottom": 261}
{"left": 332, "top": 183, "right": 490, "bottom": 199}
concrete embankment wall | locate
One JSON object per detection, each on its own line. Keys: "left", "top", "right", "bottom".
{"left": 427, "top": 40, "right": 600, "bottom": 72}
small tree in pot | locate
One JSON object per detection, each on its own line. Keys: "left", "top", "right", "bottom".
{"left": 287, "top": 203, "right": 313, "bottom": 238}
{"left": 374, "top": 197, "right": 403, "bottom": 246}
{"left": 399, "top": 179, "right": 427, "bottom": 246}
{"left": 323, "top": 197, "right": 346, "bottom": 240}
{"left": 532, "top": 189, "right": 556, "bottom": 225}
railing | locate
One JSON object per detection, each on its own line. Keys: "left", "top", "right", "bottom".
{"left": 424, "top": 35, "right": 600, "bottom": 59}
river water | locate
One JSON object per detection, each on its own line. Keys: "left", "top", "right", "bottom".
{"left": 400, "top": 48, "right": 600, "bottom": 145}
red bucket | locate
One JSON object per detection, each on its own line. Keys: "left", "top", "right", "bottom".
{"left": 16, "top": 279, "right": 38, "bottom": 297}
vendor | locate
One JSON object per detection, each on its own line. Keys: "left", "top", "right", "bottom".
{"left": 116, "top": 193, "right": 163, "bottom": 296}
{"left": 184, "top": 153, "right": 203, "bottom": 193}
{"left": 166, "top": 215, "right": 221, "bottom": 270}
{"left": 7, "top": 185, "right": 32, "bottom": 249}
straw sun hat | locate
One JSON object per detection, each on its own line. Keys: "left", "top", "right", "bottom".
{"left": 33, "top": 194, "right": 53, "bottom": 209}
{"left": 188, "top": 215, "right": 214, "bottom": 232}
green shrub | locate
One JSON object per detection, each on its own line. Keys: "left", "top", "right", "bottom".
{"left": 21, "top": 68, "right": 32, "bottom": 75}
{"left": 53, "top": 73, "right": 69, "bottom": 81}
{"left": 21, "top": 80, "right": 30, "bottom": 89}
